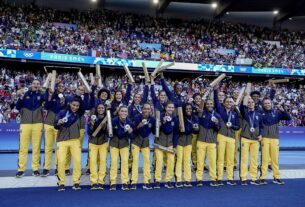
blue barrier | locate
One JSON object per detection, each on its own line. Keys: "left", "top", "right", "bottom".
{"left": 0, "top": 48, "right": 304, "bottom": 76}
{"left": 0, "top": 123, "right": 305, "bottom": 151}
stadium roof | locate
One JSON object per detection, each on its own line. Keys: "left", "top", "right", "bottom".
{"left": 12, "top": 0, "right": 305, "bottom": 30}
{"left": 159, "top": 0, "right": 305, "bottom": 21}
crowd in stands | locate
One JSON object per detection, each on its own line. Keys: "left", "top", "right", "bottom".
{"left": 0, "top": 2, "right": 305, "bottom": 68}
{"left": 0, "top": 67, "right": 304, "bottom": 126}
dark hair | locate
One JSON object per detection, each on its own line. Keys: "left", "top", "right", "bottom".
{"left": 98, "top": 88, "right": 111, "bottom": 100}
{"left": 262, "top": 97, "right": 271, "bottom": 103}
{"left": 32, "top": 79, "right": 41, "bottom": 84}
{"left": 118, "top": 105, "right": 128, "bottom": 112}
{"left": 158, "top": 90, "right": 166, "bottom": 96}
{"left": 223, "top": 96, "right": 233, "bottom": 103}
{"left": 165, "top": 101, "right": 175, "bottom": 107}
{"left": 250, "top": 91, "right": 261, "bottom": 97}
{"left": 114, "top": 90, "right": 123, "bottom": 98}
{"left": 143, "top": 103, "right": 151, "bottom": 108}
{"left": 95, "top": 103, "right": 106, "bottom": 115}
{"left": 183, "top": 103, "right": 193, "bottom": 115}
{"left": 192, "top": 93, "right": 201, "bottom": 100}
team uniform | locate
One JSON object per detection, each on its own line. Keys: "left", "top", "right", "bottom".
{"left": 239, "top": 105, "right": 263, "bottom": 184}
{"left": 64, "top": 93, "right": 90, "bottom": 172}
{"left": 110, "top": 117, "right": 134, "bottom": 190}
{"left": 16, "top": 89, "right": 45, "bottom": 176}
{"left": 55, "top": 108, "right": 83, "bottom": 190}
{"left": 214, "top": 90, "right": 240, "bottom": 184}
{"left": 43, "top": 90, "right": 67, "bottom": 175}
{"left": 260, "top": 109, "right": 291, "bottom": 184}
{"left": 87, "top": 111, "right": 109, "bottom": 189}
{"left": 196, "top": 110, "right": 221, "bottom": 186}
{"left": 131, "top": 114, "right": 155, "bottom": 189}
{"left": 154, "top": 113, "right": 179, "bottom": 189}
{"left": 191, "top": 100, "right": 201, "bottom": 170}
{"left": 150, "top": 84, "right": 167, "bottom": 169}
{"left": 175, "top": 113, "right": 199, "bottom": 187}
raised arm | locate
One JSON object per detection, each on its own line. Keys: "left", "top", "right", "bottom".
{"left": 123, "top": 83, "right": 132, "bottom": 104}
{"left": 213, "top": 89, "right": 222, "bottom": 113}
{"left": 141, "top": 85, "right": 149, "bottom": 104}
{"left": 161, "top": 78, "right": 175, "bottom": 102}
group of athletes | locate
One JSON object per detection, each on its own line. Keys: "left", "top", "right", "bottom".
{"left": 15, "top": 70, "right": 291, "bottom": 192}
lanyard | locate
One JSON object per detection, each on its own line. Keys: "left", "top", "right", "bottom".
{"left": 186, "top": 116, "right": 193, "bottom": 125}
{"left": 249, "top": 111, "right": 256, "bottom": 128}
{"left": 64, "top": 111, "right": 72, "bottom": 119}
{"left": 119, "top": 120, "right": 127, "bottom": 129}
{"left": 227, "top": 111, "right": 232, "bottom": 122}
{"left": 135, "top": 104, "right": 142, "bottom": 113}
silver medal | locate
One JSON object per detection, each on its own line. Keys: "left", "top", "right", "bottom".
{"left": 62, "top": 117, "right": 68, "bottom": 123}
{"left": 226, "top": 122, "right": 232, "bottom": 127}
{"left": 142, "top": 119, "right": 148, "bottom": 125}
{"left": 124, "top": 124, "right": 131, "bottom": 131}
{"left": 166, "top": 116, "right": 172, "bottom": 122}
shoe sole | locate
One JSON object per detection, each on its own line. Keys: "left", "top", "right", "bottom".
{"left": 41, "top": 174, "right": 49, "bottom": 177}
{"left": 165, "top": 186, "right": 174, "bottom": 189}
{"left": 16, "top": 175, "right": 24, "bottom": 178}
{"left": 273, "top": 181, "right": 284, "bottom": 185}
{"left": 154, "top": 187, "right": 160, "bottom": 189}
{"left": 110, "top": 189, "right": 116, "bottom": 191}
{"left": 58, "top": 189, "right": 65, "bottom": 192}
{"left": 210, "top": 184, "right": 218, "bottom": 187}
{"left": 184, "top": 185, "right": 192, "bottom": 188}
{"left": 72, "top": 188, "right": 81, "bottom": 190}
{"left": 143, "top": 187, "right": 152, "bottom": 190}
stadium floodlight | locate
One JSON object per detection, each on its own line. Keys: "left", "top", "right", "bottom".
{"left": 91, "top": 0, "right": 97, "bottom": 2}
{"left": 273, "top": 10, "right": 279, "bottom": 15}
{"left": 153, "top": 0, "right": 159, "bottom": 4}
{"left": 289, "top": 17, "right": 292, "bottom": 20}
{"left": 211, "top": 3, "right": 218, "bottom": 9}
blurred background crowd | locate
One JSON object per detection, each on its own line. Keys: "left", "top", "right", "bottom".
{"left": 0, "top": 2, "right": 305, "bottom": 68}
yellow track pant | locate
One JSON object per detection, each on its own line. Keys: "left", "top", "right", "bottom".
{"left": 217, "top": 134, "right": 235, "bottom": 181}
{"left": 191, "top": 134, "right": 198, "bottom": 168}
{"left": 110, "top": 147, "right": 129, "bottom": 185}
{"left": 131, "top": 144, "right": 151, "bottom": 184}
{"left": 43, "top": 124, "right": 58, "bottom": 170}
{"left": 18, "top": 123, "right": 43, "bottom": 172}
{"left": 175, "top": 145, "right": 192, "bottom": 182}
{"left": 240, "top": 138, "right": 259, "bottom": 181}
{"left": 89, "top": 143, "right": 108, "bottom": 185}
{"left": 260, "top": 138, "right": 280, "bottom": 179}
{"left": 65, "top": 129, "right": 84, "bottom": 170}
{"left": 196, "top": 141, "right": 217, "bottom": 181}
{"left": 234, "top": 129, "right": 241, "bottom": 167}
{"left": 154, "top": 148, "right": 175, "bottom": 182}
{"left": 57, "top": 139, "right": 82, "bottom": 185}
